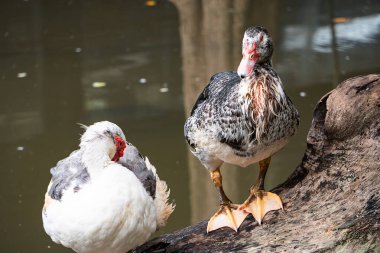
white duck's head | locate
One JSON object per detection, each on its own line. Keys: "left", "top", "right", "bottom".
{"left": 79, "top": 121, "right": 127, "bottom": 163}
{"left": 237, "top": 26, "right": 273, "bottom": 78}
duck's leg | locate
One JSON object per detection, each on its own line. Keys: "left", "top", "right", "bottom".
{"left": 207, "top": 167, "right": 248, "bottom": 233}
{"left": 239, "top": 157, "right": 283, "bottom": 224}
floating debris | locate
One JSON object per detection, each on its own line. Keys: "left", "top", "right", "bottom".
{"left": 145, "top": 0, "right": 157, "bottom": 7}
{"left": 92, "top": 82, "right": 107, "bottom": 88}
{"left": 160, "top": 82, "right": 169, "bottom": 93}
{"left": 345, "top": 55, "right": 351, "bottom": 61}
{"left": 17, "top": 146, "right": 25, "bottom": 151}
{"left": 299, "top": 91, "right": 307, "bottom": 97}
{"left": 139, "top": 78, "right": 147, "bottom": 84}
{"left": 333, "top": 17, "right": 350, "bottom": 23}
{"left": 4, "top": 32, "right": 9, "bottom": 37}
{"left": 75, "top": 47, "right": 82, "bottom": 53}
{"left": 17, "top": 72, "right": 27, "bottom": 78}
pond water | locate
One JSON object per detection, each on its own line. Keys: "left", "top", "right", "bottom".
{"left": 1, "top": 0, "right": 379, "bottom": 252}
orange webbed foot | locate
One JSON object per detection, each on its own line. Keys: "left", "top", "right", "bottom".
{"left": 239, "top": 191, "right": 283, "bottom": 225}
{"left": 207, "top": 203, "right": 248, "bottom": 233}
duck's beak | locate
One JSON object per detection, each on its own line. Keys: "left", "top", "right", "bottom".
{"left": 237, "top": 40, "right": 258, "bottom": 78}
{"left": 237, "top": 55, "right": 255, "bottom": 78}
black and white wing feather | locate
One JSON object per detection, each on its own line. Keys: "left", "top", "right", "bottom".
{"left": 48, "top": 150, "right": 90, "bottom": 201}
{"left": 118, "top": 142, "right": 156, "bottom": 199}
{"left": 185, "top": 71, "right": 255, "bottom": 155}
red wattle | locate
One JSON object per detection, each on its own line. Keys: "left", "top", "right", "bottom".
{"left": 112, "top": 136, "right": 126, "bottom": 161}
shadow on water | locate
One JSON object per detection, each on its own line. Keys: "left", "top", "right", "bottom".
{"left": 0, "top": 0, "right": 379, "bottom": 252}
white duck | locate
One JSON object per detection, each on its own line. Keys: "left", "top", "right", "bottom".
{"left": 42, "top": 121, "right": 174, "bottom": 253}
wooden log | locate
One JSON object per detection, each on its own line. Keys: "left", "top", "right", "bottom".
{"left": 135, "top": 74, "right": 380, "bottom": 252}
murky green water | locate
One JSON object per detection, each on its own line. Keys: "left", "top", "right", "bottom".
{"left": 1, "top": 0, "right": 379, "bottom": 252}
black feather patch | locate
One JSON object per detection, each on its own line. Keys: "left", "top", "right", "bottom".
{"left": 219, "top": 134, "right": 244, "bottom": 151}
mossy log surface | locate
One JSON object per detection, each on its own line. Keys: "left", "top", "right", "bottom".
{"left": 135, "top": 75, "right": 380, "bottom": 253}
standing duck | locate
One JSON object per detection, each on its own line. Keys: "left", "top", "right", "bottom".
{"left": 42, "top": 121, "right": 174, "bottom": 253}
{"left": 184, "top": 26, "right": 299, "bottom": 232}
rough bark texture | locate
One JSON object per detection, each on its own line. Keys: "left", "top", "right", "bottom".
{"left": 135, "top": 75, "right": 380, "bottom": 252}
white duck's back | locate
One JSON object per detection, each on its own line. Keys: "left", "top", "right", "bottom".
{"left": 43, "top": 161, "right": 156, "bottom": 253}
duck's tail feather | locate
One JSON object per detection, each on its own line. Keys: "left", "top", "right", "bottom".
{"left": 144, "top": 157, "right": 175, "bottom": 230}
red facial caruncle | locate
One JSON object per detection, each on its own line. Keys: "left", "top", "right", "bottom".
{"left": 237, "top": 33, "right": 265, "bottom": 78}
{"left": 111, "top": 136, "right": 126, "bottom": 161}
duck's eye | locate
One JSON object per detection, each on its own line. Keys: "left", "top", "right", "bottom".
{"left": 250, "top": 54, "right": 254, "bottom": 59}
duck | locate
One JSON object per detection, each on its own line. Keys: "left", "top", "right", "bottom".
{"left": 184, "top": 26, "right": 299, "bottom": 233}
{"left": 42, "top": 121, "right": 175, "bottom": 253}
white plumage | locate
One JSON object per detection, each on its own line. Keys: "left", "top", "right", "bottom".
{"left": 42, "top": 121, "right": 174, "bottom": 253}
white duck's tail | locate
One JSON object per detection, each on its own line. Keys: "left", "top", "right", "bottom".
{"left": 144, "top": 157, "right": 175, "bottom": 230}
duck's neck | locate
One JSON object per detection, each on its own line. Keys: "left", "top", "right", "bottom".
{"left": 81, "top": 141, "right": 115, "bottom": 177}
{"left": 256, "top": 60, "right": 272, "bottom": 69}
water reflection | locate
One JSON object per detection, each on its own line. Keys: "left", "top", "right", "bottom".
{"left": 313, "top": 13, "right": 380, "bottom": 52}
{"left": 172, "top": 0, "right": 251, "bottom": 223}
{"left": 0, "top": 0, "right": 379, "bottom": 252}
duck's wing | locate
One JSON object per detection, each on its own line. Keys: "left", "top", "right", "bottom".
{"left": 215, "top": 87, "right": 256, "bottom": 155}
{"left": 47, "top": 150, "right": 90, "bottom": 201}
{"left": 118, "top": 142, "right": 174, "bottom": 229}
{"left": 189, "top": 71, "right": 255, "bottom": 155}
{"left": 190, "top": 71, "right": 241, "bottom": 115}
{"left": 118, "top": 142, "right": 156, "bottom": 199}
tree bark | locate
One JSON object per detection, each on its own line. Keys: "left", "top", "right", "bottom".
{"left": 136, "top": 74, "right": 380, "bottom": 252}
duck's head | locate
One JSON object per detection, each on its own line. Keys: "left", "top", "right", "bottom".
{"left": 79, "top": 121, "right": 126, "bottom": 162}
{"left": 237, "top": 26, "right": 273, "bottom": 78}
